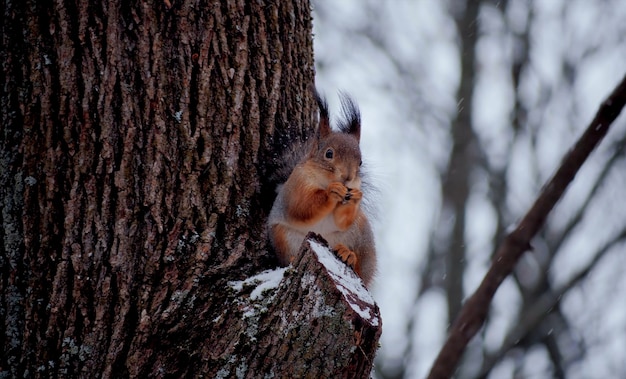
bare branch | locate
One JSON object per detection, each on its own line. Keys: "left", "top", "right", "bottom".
{"left": 549, "top": 137, "right": 626, "bottom": 252}
{"left": 478, "top": 227, "right": 626, "bottom": 376}
{"left": 427, "top": 73, "right": 626, "bottom": 379}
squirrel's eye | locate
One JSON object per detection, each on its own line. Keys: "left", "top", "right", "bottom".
{"left": 359, "top": 160, "right": 363, "bottom": 166}
{"left": 325, "top": 149, "right": 334, "bottom": 159}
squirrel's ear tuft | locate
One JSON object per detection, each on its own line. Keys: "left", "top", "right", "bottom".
{"left": 337, "top": 92, "right": 361, "bottom": 142}
{"left": 315, "top": 91, "right": 332, "bottom": 139}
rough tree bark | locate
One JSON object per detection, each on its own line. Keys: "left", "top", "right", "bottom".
{"left": 1, "top": 1, "right": 381, "bottom": 378}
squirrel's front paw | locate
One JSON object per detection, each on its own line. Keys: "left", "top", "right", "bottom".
{"left": 328, "top": 182, "right": 349, "bottom": 201}
{"left": 344, "top": 187, "right": 362, "bottom": 203}
{"left": 334, "top": 243, "right": 358, "bottom": 271}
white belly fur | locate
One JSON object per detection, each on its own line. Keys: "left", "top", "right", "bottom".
{"left": 283, "top": 213, "right": 344, "bottom": 254}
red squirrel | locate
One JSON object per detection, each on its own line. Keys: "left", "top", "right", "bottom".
{"left": 268, "top": 93, "right": 376, "bottom": 287}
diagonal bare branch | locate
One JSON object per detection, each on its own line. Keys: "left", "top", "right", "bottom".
{"left": 478, "top": 227, "right": 626, "bottom": 376}
{"left": 427, "top": 73, "right": 626, "bottom": 379}
{"left": 549, "top": 137, "right": 626, "bottom": 252}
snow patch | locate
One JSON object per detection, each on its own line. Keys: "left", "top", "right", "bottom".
{"left": 229, "top": 267, "right": 287, "bottom": 300}
{"left": 309, "top": 239, "right": 379, "bottom": 326}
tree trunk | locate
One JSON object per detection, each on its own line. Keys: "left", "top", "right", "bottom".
{"left": 1, "top": 1, "right": 381, "bottom": 377}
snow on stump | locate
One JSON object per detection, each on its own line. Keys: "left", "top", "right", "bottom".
{"left": 223, "top": 232, "right": 382, "bottom": 379}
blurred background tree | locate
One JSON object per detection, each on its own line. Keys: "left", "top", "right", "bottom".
{"left": 313, "top": 1, "right": 626, "bottom": 378}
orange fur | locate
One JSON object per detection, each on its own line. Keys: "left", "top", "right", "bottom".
{"left": 333, "top": 187, "right": 362, "bottom": 230}
{"left": 271, "top": 224, "right": 292, "bottom": 265}
{"left": 267, "top": 93, "right": 377, "bottom": 288}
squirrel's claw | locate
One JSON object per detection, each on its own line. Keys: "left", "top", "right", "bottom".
{"left": 335, "top": 243, "right": 358, "bottom": 271}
